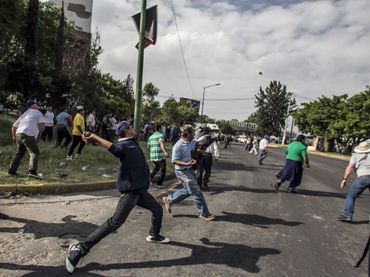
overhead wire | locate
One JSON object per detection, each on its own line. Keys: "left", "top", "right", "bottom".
{"left": 168, "top": 0, "right": 196, "bottom": 98}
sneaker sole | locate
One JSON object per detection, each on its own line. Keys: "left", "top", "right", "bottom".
{"left": 146, "top": 236, "right": 170, "bottom": 244}
{"left": 199, "top": 215, "right": 216, "bottom": 221}
{"left": 28, "top": 174, "right": 43, "bottom": 179}
{"left": 65, "top": 257, "right": 75, "bottom": 273}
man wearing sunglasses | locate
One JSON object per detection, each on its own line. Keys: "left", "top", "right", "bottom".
{"left": 65, "top": 120, "right": 169, "bottom": 274}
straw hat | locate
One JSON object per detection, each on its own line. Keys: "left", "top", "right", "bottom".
{"left": 354, "top": 140, "right": 370, "bottom": 154}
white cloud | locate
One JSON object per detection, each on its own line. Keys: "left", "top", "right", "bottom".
{"left": 89, "top": 0, "right": 370, "bottom": 120}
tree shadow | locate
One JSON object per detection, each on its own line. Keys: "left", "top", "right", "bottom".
{"left": 173, "top": 212, "right": 303, "bottom": 229}
{"left": 0, "top": 238, "right": 281, "bottom": 275}
{"left": 0, "top": 215, "right": 100, "bottom": 240}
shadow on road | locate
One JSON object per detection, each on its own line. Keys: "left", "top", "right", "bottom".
{"left": 0, "top": 238, "right": 281, "bottom": 275}
{"left": 0, "top": 215, "right": 99, "bottom": 240}
{"left": 205, "top": 184, "right": 348, "bottom": 200}
{"left": 174, "top": 212, "right": 303, "bottom": 229}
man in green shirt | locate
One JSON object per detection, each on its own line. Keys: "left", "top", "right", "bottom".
{"left": 147, "top": 124, "right": 169, "bottom": 188}
{"left": 274, "top": 135, "right": 310, "bottom": 193}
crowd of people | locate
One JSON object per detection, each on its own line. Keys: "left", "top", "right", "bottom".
{"left": 1, "top": 99, "right": 369, "bottom": 275}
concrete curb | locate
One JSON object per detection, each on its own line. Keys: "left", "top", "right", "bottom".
{"left": 0, "top": 173, "right": 177, "bottom": 195}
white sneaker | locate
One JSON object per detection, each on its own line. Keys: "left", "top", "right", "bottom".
{"left": 75, "top": 154, "right": 81, "bottom": 159}
{"left": 66, "top": 155, "right": 73, "bottom": 160}
{"left": 146, "top": 234, "right": 170, "bottom": 243}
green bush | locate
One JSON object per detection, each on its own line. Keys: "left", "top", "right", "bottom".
{"left": 0, "top": 116, "right": 14, "bottom": 146}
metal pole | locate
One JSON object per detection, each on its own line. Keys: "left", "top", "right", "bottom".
{"left": 289, "top": 117, "right": 295, "bottom": 143}
{"left": 133, "top": 0, "right": 147, "bottom": 133}
{"left": 200, "top": 86, "right": 205, "bottom": 125}
{"left": 282, "top": 100, "right": 290, "bottom": 145}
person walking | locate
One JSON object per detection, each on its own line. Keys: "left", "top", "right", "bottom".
{"left": 274, "top": 135, "right": 310, "bottom": 193}
{"left": 8, "top": 100, "right": 45, "bottom": 178}
{"left": 196, "top": 127, "right": 219, "bottom": 189}
{"left": 162, "top": 125, "right": 215, "bottom": 221}
{"left": 65, "top": 120, "right": 169, "bottom": 273}
{"left": 41, "top": 105, "right": 54, "bottom": 142}
{"left": 66, "top": 106, "right": 85, "bottom": 160}
{"left": 337, "top": 140, "right": 370, "bottom": 222}
{"left": 55, "top": 107, "right": 72, "bottom": 148}
{"left": 258, "top": 135, "right": 269, "bottom": 165}
{"left": 249, "top": 136, "right": 258, "bottom": 155}
{"left": 147, "top": 124, "right": 169, "bottom": 188}
{"left": 86, "top": 110, "right": 96, "bottom": 133}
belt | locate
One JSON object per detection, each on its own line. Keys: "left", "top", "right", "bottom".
{"left": 177, "top": 168, "right": 193, "bottom": 172}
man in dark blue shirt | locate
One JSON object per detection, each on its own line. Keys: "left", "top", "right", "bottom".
{"left": 65, "top": 120, "right": 169, "bottom": 274}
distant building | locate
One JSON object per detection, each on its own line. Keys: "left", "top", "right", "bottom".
{"left": 179, "top": 97, "right": 201, "bottom": 113}
{"left": 50, "top": 0, "right": 93, "bottom": 72}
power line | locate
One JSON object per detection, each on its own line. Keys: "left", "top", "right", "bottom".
{"left": 156, "top": 95, "right": 255, "bottom": 101}
{"left": 168, "top": 0, "right": 196, "bottom": 98}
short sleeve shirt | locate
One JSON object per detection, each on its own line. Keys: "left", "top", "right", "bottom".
{"left": 286, "top": 141, "right": 308, "bottom": 163}
{"left": 147, "top": 132, "right": 165, "bottom": 161}
{"left": 171, "top": 138, "right": 197, "bottom": 170}
{"left": 350, "top": 153, "right": 370, "bottom": 177}
{"left": 259, "top": 138, "right": 268, "bottom": 150}
{"left": 72, "top": 113, "right": 85, "bottom": 136}
{"left": 13, "top": 109, "right": 45, "bottom": 137}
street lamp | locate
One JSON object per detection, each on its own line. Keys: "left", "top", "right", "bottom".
{"left": 200, "top": 83, "right": 221, "bottom": 124}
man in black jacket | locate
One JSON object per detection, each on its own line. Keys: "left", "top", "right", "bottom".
{"left": 65, "top": 120, "right": 169, "bottom": 274}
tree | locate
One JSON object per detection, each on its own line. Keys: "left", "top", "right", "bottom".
{"left": 216, "top": 120, "right": 236, "bottom": 135}
{"left": 24, "top": 0, "right": 39, "bottom": 59}
{"left": 254, "top": 81, "right": 295, "bottom": 136}
{"left": 161, "top": 97, "right": 180, "bottom": 123}
{"left": 54, "top": 1, "right": 65, "bottom": 73}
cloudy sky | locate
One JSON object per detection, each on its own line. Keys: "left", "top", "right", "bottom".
{"left": 88, "top": 0, "right": 369, "bottom": 120}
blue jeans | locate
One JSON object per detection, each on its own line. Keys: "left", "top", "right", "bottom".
{"left": 343, "top": 176, "right": 370, "bottom": 218}
{"left": 168, "top": 169, "right": 211, "bottom": 217}
{"left": 258, "top": 150, "right": 268, "bottom": 161}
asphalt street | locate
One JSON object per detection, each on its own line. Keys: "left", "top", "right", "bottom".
{"left": 0, "top": 144, "right": 369, "bottom": 276}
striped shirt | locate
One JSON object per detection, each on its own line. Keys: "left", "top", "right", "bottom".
{"left": 147, "top": 132, "right": 165, "bottom": 161}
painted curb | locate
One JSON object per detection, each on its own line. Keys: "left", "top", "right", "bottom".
{"left": 0, "top": 173, "right": 177, "bottom": 195}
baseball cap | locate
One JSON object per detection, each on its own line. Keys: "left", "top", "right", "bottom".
{"left": 76, "top": 105, "right": 84, "bottom": 110}
{"left": 116, "top": 120, "right": 132, "bottom": 137}
{"left": 26, "top": 100, "right": 37, "bottom": 108}
{"left": 264, "top": 135, "right": 269, "bottom": 139}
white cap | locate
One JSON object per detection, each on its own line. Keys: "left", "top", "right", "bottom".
{"left": 76, "top": 105, "right": 84, "bottom": 110}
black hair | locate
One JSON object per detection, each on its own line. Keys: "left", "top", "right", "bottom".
{"left": 155, "top": 124, "right": 162, "bottom": 131}
{"left": 296, "top": 135, "right": 305, "bottom": 142}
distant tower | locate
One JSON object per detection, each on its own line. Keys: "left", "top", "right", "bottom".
{"left": 50, "top": 0, "right": 93, "bottom": 72}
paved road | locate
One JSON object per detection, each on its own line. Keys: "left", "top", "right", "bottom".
{"left": 0, "top": 144, "right": 368, "bottom": 276}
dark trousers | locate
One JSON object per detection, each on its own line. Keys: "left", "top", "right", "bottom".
{"left": 197, "top": 154, "right": 213, "bottom": 187}
{"left": 55, "top": 126, "right": 72, "bottom": 148}
{"left": 41, "top": 126, "right": 53, "bottom": 142}
{"left": 68, "top": 135, "right": 85, "bottom": 156}
{"left": 9, "top": 133, "right": 39, "bottom": 173}
{"left": 80, "top": 191, "right": 163, "bottom": 256}
{"left": 151, "top": 159, "right": 166, "bottom": 186}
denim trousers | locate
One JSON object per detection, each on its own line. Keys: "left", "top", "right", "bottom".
{"left": 168, "top": 169, "right": 210, "bottom": 217}
{"left": 9, "top": 133, "right": 39, "bottom": 172}
{"left": 80, "top": 191, "right": 163, "bottom": 255}
{"left": 151, "top": 159, "right": 166, "bottom": 186}
{"left": 343, "top": 176, "right": 370, "bottom": 218}
{"left": 258, "top": 150, "right": 268, "bottom": 161}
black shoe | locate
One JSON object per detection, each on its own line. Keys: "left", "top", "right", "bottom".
{"left": 337, "top": 215, "right": 352, "bottom": 222}
{"left": 28, "top": 171, "right": 43, "bottom": 179}
{"left": 259, "top": 160, "right": 262, "bottom": 165}
{"left": 146, "top": 234, "right": 170, "bottom": 243}
{"left": 287, "top": 189, "right": 297, "bottom": 193}
{"left": 65, "top": 244, "right": 83, "bottom": 273}
{"left": 8, "top": 171, "right": 19, "bottom": 177}
{"left": 274, "top": 182, "right": 281, "bottom": 191}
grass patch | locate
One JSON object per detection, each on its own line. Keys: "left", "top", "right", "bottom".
{"left": 0, "top": 117, "right": 174, "bottom": 185}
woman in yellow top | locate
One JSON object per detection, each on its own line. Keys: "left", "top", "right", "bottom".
{"left": 66, "top": 106, "right": 85, "bottom": 160}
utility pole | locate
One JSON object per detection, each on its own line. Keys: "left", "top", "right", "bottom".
{"left": 133, "top": 0, "right": 147, "bottom": 133}
{"left": 282, "top": 100, "right": 291, "bottom": 145}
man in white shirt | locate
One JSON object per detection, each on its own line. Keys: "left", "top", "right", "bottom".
{"left": 41, "top": 105, "right": 54, "bottom": 142}
{"left": 9, "top": 100, "right": 45, "bottom": 178}
{"left": 258, "top": 135, "right": 269, "bottom": 165}
{"left": 86, "top": 111, "right": 96, "bottom": 133}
